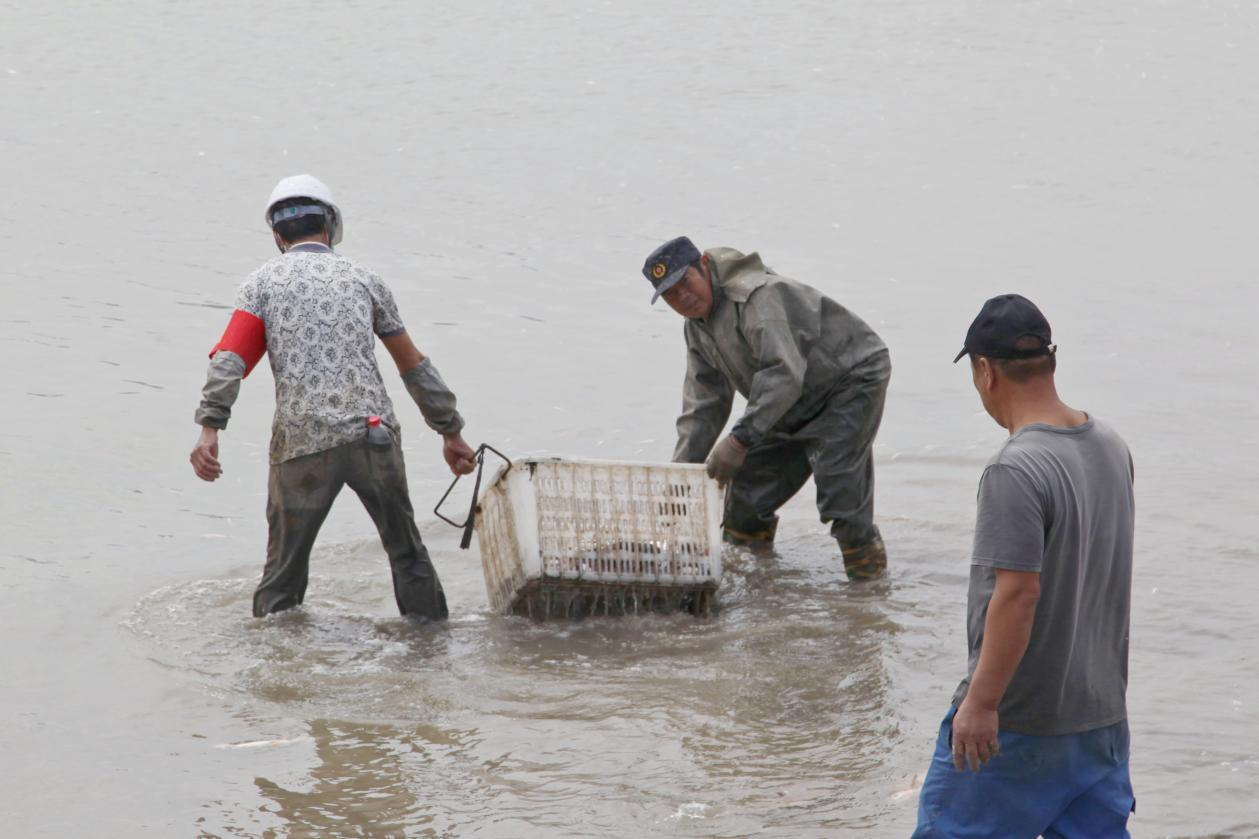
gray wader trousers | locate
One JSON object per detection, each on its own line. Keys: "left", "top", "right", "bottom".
{"left": 254, "top": 435, "right": 448, "bottom": 621}
{"left": 724, "top": 350, "right": 890, "bottom": 554}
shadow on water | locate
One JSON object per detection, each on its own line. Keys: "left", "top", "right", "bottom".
{"left": 250, "top": 719, "right": 479, "bottom": 839}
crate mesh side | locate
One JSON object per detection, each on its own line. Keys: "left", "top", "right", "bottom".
{"left": 475, "top": 479, "right": 527, "bottom": 612}
{"left": 530, "top": 462, "right": 717, "bottom": 582}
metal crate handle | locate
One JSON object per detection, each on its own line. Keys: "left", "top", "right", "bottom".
{"left": 433, "top": 443, "right": 513, "bottom": 549}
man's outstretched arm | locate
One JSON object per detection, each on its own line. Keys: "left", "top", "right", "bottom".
{"left": 674, "top": 335, "right": 734, "bottom": 465}
{"left": 380, "top": 331, "right": 476, "bottom": 475}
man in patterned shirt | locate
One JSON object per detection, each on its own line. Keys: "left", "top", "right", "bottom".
{"left": 190, "top": 174, "right": 476, "bottom": 621}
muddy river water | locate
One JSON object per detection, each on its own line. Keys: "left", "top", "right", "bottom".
{"left": 2, "top": 1, "right": 1257, "bottom": 836}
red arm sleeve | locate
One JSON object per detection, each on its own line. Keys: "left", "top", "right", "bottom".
{"left": 209, "top": 309, "right": 267, "bottom": 377}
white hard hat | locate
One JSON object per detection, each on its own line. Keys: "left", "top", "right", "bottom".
{"left": 265, "top": 174, "right": 343, "bottom": 246}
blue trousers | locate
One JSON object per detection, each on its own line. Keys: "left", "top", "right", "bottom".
{"left": 912, "top": 706, "right": 1134, "bottom": 839}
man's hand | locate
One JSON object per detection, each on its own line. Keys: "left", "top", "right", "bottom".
{"left": 190, "top": 426, "right": 222, "bottom": 482}
{"left": 442, "top": 432, "right": 477, "bottom": 476}
{"left": 705, "top": 435, "right": 747, "bottom": 487}
{"left": 951, "top": 697, "right": 1000, "bottom": 772}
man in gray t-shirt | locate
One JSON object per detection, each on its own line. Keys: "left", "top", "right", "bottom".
{"left": 913, "top": 295, "right": 1136, "bottom": 839}
{"left": 954, "top": 418, "right": 1134, "bottom": 735}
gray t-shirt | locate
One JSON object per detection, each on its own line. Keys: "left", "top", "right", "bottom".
{"left": 952, "top": 416, "right": 1134, "bottom": 736}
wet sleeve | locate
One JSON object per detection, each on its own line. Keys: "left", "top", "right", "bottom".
{"left": 367, "top": 273, "right": 406, "bottom": 337}
{"left": 972, "top": 463, "right": 1045, "bottom": 572}
{"left": 673, "top": 330, "right": 734, "bottom": 463}
{"left": 196, "top": 277, "right": 264, "bottom": 429}
{"left": 401, "top": 357, "right": 465, "bottom": 435}
{"left": 194, "top": 350, "right": 246, "bottom": 429}
{"left": 730, "top": 287, "right": 807, "bottom": 447}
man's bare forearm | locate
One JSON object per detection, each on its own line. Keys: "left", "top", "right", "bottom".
{"left": 380, "top": 330, "right": 425, "bottom": 374}
{"left": 378, "top": 331, "right": 465, "bottom": 434}
{"left": 965, "top": 569, "right": 1040, "bottom": 709}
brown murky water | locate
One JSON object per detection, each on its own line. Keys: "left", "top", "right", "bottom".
{"left": 2, "top": 1, "right": 1257, "bottom": 836}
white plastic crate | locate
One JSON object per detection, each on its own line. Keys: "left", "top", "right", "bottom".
{"left": 474, "top": 458, "right": 723, "bottom": 617}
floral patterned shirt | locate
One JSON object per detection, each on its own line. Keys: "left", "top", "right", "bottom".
{"left": 235, "top": 243, "right": 405, "bottom": 463}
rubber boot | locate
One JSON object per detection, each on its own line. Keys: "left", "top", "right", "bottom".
{"left": 841, "top": 536, "right": 887, "bottom": 581}
{"left": 723, "top": 520, "right": 778, "bottom": 550}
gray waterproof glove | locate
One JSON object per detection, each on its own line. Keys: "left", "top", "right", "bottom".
{"left": 401, "top": 357, "right": 465, "bottom": 435}
{"left": 705, "top": 435, "right": 748, "bottom": 487}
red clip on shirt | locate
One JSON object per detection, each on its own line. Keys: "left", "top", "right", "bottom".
{"left": 210, "top": 309, "right": 267, "bottom": 376}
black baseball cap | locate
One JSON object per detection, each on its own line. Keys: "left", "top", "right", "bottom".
{"left": 642, "top": 236, "right": 701, "bottom": 304}
{"left": 953, "top": 294, "right": 1055, "bottom": 363}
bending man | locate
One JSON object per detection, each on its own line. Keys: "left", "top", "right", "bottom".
{"left": 642, "top": 236, "right": 891, "bottom": 580}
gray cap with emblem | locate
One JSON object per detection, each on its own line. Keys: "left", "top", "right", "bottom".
{"left": 642, "top": 236, "right": 701, "bottom": 304}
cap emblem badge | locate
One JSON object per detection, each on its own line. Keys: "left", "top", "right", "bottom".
{"left": 651, "top": 263, "right": 667, "bottom": 280}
